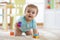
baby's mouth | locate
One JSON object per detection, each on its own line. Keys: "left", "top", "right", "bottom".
{"left": 28, "top": 16, "right": 32, "bottom": 18}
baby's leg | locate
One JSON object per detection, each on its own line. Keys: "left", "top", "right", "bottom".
{"left": 15, "top": 28, "right": 22, "bottom": 36}
{"left": 25, "top": 30, "right": 32, "bottom": 35}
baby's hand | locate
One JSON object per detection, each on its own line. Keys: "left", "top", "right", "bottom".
{"left": 17, "top": 22, "right": 21, "bottom": 28}
{"left": 33, "top": 34, "right": 39, "bottom": 39}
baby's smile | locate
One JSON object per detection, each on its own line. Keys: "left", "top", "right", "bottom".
{"left": 28, "top": 15, "right": 31, "bottom": 18}
{"left": 28, "top": 15, "right": 33, "bottom": 19}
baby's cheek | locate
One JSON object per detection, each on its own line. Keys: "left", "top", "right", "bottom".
{"left": 32, "top": 16, "right": 34, "bottom": 19}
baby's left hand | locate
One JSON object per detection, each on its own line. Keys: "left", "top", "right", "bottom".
{"left": 33, "top": 34, "right": 39, "bottom": 39}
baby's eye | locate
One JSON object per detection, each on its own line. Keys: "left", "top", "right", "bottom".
{"left": 27, "top": 10, "right": 30, "bottom": 13}
{"left": 32, "top": 12, "right": 35, "bottom": 14}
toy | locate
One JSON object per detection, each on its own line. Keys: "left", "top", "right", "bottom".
{"left": 47, "top": 4, "right": 50, "bottom": 9}
{"left": 10, "top": 31, "right": 14, "bottom": 36}
{"left": 33, "top": 36, "right": 39, "bottom": 39}
{"left": 17, "top": 22, "right": 21, "bottom": 28}
{"left": 33, "top": 34, "right": 39, "bottom": 39}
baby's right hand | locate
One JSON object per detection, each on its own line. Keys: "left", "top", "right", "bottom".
{"left": 16, "top": 22, "right": 21, "bottom": 28}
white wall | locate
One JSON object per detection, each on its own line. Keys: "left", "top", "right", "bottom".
{"left": 55, "top": 10, "right": 60, "bottom": 28}
{"left": 44, "top": 10, "right": 55, "bottom": 29}
{"left": 44, "top": 9, "right": 60, "bottom": 29}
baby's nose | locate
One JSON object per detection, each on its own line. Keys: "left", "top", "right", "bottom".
{"left": 29, "top": 12, "right": 32, "bottom": 15}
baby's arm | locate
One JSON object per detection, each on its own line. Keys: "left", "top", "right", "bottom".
{"left": 15, "top": 22, "right": 22, "bottom": 36}
{"left": 33, "top": 29, "right": 39, "bottom": 38}
{"left": 32, "top": 20, "right": 39, "bottom": 38}
{"left": 33, "top": 29, "right": 38, "bottom": 34}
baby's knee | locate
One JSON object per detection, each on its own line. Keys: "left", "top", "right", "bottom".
{"left": 25, "top": 31, "right": 32, "bottom": 35}
{"left": 15, "top": 29, "right": 22, "bottom": 36}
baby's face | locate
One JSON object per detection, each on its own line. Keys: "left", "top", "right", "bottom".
{"left": 25, "top": 7, "right": 37, "bottom": 21}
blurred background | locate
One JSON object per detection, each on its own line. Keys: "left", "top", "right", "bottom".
{"left": 0, "top": 0, "right": 60, "bottom": 40}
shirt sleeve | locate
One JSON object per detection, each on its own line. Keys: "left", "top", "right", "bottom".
{"left": 32, "top": 20, "right": 37, "bottom": 29}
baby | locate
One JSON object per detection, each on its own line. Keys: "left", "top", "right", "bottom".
{"left": 15, "top": 4, "right": 39, "bottom": 36}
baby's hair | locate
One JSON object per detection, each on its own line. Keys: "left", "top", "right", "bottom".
{"left": 25, "top": 4, "right": 38, "bottom": 15}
